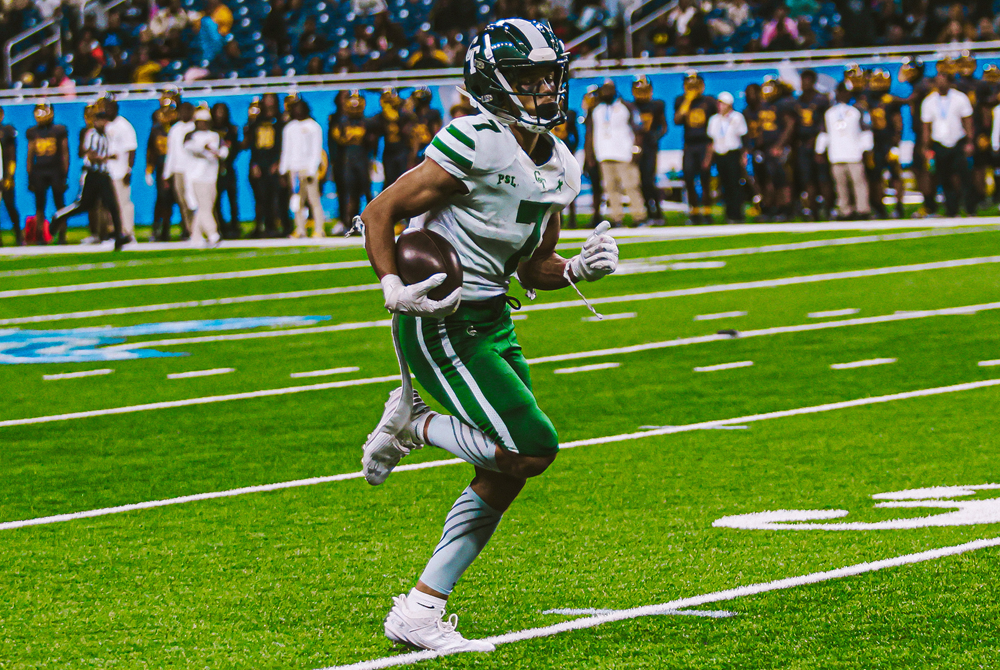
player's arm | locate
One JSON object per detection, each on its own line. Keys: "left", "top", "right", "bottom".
{"left": 361, "top": 157, "right": 465, "bottom": 318}
{"left": 26, "top": 136, "right": 34, "bottom": 176}
{"left": 520, "top": 217, "right": 618, "bottom": 291}
{"left": 60, "top": 135, "right": 69, "bottom": 175}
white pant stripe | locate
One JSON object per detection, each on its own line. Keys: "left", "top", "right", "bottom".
{"left": 414, "top": 317, "right": 474, "bottom": 425}
{"left": 436, "top": 321, "right": 518, "bottom": 453}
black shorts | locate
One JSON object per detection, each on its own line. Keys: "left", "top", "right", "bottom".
{"left": 759, "top": 146, "right": 788, "bottom": 188}
{"left": 29, "top": 171, "right": 67, "bottom": 194}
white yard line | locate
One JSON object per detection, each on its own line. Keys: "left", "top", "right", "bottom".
{"left": 0, "top": 261, "right": 373, "bottom": 298}
{"left": 0, "top": 283, "right": 382, "bottom": 326}
{"left": 167, "top": 368, "right": 235, "bottom": 380}
{"left": 2, "top": 378, "right": 998, "bottom": 531}
{"left": 808, "top": 308, "right": 860, "bottom": 318}
{"left": 522, "top": 256, "right": 1000, "bottom": 314}
{"left": 322, "top": 536, "right": 1000, "bottom": 670}
{"left": 979, "top": 360, "right": 1000, "bottom": 367}
{"left": 668, "top": 261, "right": 727, "bottom": 269}
{"left": 526, "top": 301, "right": 1000, "bottom": 365}
{"left": 290, "top": 367, "right": 361, "bottom": 379}
{"left": 553, "top": 362, "right": 621, "bottom": 375}
{"left": 0, "top": 374, "right": 402, "bottom": 429}
{"left": 694, "top": 311, "right": 747, "bottom": 321}
{"left": 102, "top": 319, "right": 392, "bottom": 350}
{"left": 694, "top": 361, "right": 754, "bottom": 373}
{"left": 583, "top": 312, "right": 636, "bottom": 322}
{"left": 6, "top": 255, "right": 997, "bottom": 327}
{"left": 0, "top": 236, "right": 366, "bottom": 256}
{"left": 830, "top": 358, "right": 897, "bottom": 370}
{"left": 43, "top": 369, "right": 114, "bottom": 381}
{"left": 542, "top": 608, "right": 737, "bottom": 618}
{"left": 511, "top": 314, "right": 528, "bottom": 321}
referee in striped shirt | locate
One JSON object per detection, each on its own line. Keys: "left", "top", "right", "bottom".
{"left": 51, "top": 110, "right": 125, "bottom": 249}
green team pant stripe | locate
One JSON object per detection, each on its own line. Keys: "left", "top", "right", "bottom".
{"left": 446, "top": 125, "right": 476, "bottom": 150}
{"left": 399, "top": 308, "right": 559, "bottom": 457}
{"left": 431, "top": 137, "right": 472, "bottom": 169}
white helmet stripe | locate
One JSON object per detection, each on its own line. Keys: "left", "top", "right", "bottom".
{"left": 504, "top": 18, "right": 548, "bottom": 51}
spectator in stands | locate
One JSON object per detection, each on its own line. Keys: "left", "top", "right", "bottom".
{"left": 977, "top": 17, "right": 998, "bottom": 41}
{"left": 212, "top": 102, "right": 241, "bottom": 238}
{"left": 667, "top": 0, "right": 699, "bottom": 39}
{"left": 195, "top": 12, "right": 224, "bottom": 64}
{"left": 299, "top": 17, "right": 328, "bottom": 56}
{"left": 280, "top": 99, "right": 326, "bottom": 238}
{"left": 206, "top": 0, "right": 233, "bottom": 36}
{"left": 105, "top": 98, "right": 138, "bottom": 243}
{"left": 761, "top": 5, "right": 799, "bottom": 50}
{"left": 147, "top": 100, "right": 174, "bottom": 241}
{"left": 212, "top": 39, "right": 244, "bottom": 77}
{"left": 306, "top": 57, "right": 324, "bottom": 75}
{"left": 407, "top": 88, "right": 441, "bottom": 165}
{"left": 365, "top": 37, "right": 406, "bottom": 71}
{"left": 586, "top": 80, "right": 648, "bottom": 227}
{"left": 164, "top": 101, "right": 195, "bottom": 238}
{"left": 262, "top": 0, "right": 290, "bottom": 55}
{"left": 330, "top": 46, "right": 357, "bottom": 74}
{"left": 49, "top": 66, "right": 76, "bottom": 94}
{"left": 37, "top": 0, "right": 63, "bottom": 21}
{"left": 150, "top": 0, "right": 189, "bottom": 38}
{"left": 72, "top": 34, "right": 104, "bottom": 81}
{"left": 708, "top": 0, "right": 750, "bottom": 38}
{"left": 817, "top": 83, "right": 870, "bottom": 220}
{"left": 407, "top": 32, "right": 452, "bottom": 68}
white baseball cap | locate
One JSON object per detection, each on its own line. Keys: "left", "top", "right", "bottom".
{"left": 718, "top": 91, "right": 735, "bottom": 106}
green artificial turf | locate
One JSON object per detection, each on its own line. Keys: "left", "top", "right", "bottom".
{"left": 1, "top": 224, "right": 1000, "bottom": 669}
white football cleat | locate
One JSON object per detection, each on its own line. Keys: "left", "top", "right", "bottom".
{"left": 361, "top": 387, "right": 434, "bottom": 485}
{"left": 384, "top": 594, "right": 494, "bottom": 654}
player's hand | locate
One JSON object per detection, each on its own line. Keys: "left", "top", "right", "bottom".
{"left": 250, "top": 164, "right": 261, "bottom": 179}
{"left": 145, "top": 171, "right": 154, "bottom": 187}
{"left": 123, "top": 172, "right": 131, "bottom": 186}
{"left": 381, "top": 273, "right": 461, "bottom": 318}
{"left": 569, "top": 221, "right": 618, "bottom": 282}
{"left": 1, "top": 177, "right": 12, "bottom": 191}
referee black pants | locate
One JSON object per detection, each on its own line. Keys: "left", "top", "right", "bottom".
{"left": 932, "top": 141, "right": 974, "bottom": 217}
{"left": 714, "top": 151, "right": 744, "bottom": 222}
{"left": 52, "top": 169, "right": 122, "bottom": 244}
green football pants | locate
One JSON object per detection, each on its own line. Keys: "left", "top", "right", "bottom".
{"left": 399, "top": 300, "right": 559, "bottom": 457}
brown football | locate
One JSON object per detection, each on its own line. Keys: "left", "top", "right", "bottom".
{"left": 395, "top": 228, "right": 464, "bottom": 301}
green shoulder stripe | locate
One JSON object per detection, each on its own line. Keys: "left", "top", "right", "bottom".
{"left": 431, "top": 137, "right": 473, "bottom": 169}
{"left": 446, "top": 125, "right": 476, "bottom": 150}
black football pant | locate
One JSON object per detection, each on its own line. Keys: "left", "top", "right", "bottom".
{"left": 383, "top": 147, "right": 410, "bottom": 189}
{"left": 0, "top": 186, "right": 20, "bottom": 244}
{"left": 152, "top": 170, "right": 175, "bottom": 241}
{"left": 932, "top": 142, "right": 975, "bottom": 217}
{"left": 714, "top": 151, "right": 744, "bottom": 222}
{"left": 250, "top": 169, "right": 281, "bottom": 236}
{"left": 587, "top": 162, "right": 603, "bottom": 226}
{"left": 52, "top": 170, "right": 121, "bottom": 244}
{"left": 215, "top": 172, "right": 240, "bottom": 237}
{"left": 638, "top": 144, "right": 661, "bottom": 218}
{"left": 683, "top": 142, "right": 712, "bottom": 214}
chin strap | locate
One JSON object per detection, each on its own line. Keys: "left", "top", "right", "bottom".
{"left": 563, "top": 263, "right": 603, "bottom": 320}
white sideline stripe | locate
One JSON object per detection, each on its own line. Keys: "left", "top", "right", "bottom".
{"left": 694, "top": 361, "right": 754, "bottom": 373}
{"left": 167, "top": 368, "right": 235, "bottom": 380}
{"left": 542, "top": 608, "right": 737, "bottom": 618}
{"left": 553, "top": 362, "right": 621, "bottom": 375}
{"left": 43, "top": 369, "right": 114, "bottom": 381}
{"left": 808, "top": 308, "right": 860, "bottom": 318}
{"left": 0, "top": 283, "right": 382, "bottom": 326}
{"left": 0, "top": 374, "right": 402, "bottom": 428}
{"left": 322, "top": 536, "right": 1000, "bottom": 669}
{"left": 2, "top": 301, "right": 998, "bottom": 428}
{"left": 103, "top": 319, "right": 392, "bottom": 350}
{"left": 290, "top": 367, "right": 361, "bottom": 379}
{"left": 526, "top": 301, "right": 1000, "bottom": 365}
{"left": 0, "top": 236, "right": 366, "bottom": 256}
{"left": 522, "top": 256, "right": 1000, "bottom": 314}
{"left": 641, "top": 225, "right": 1000, "bottom": 263}
{"left": 668, "top": 261, "right": 727, "bottom": 269}
{"left": 511, "top": 313, "right": 528, "bottom": 321}
{"left": 694, "top": 311, "right": 747, "bottom": 321}
{"left": 583, "top": 312, "right": 636, "bottom": 322}
{"left": 979, "top": 360, "right": 1000, "bottom": 367}
{"left": 3, "top": 378, "right": 999, "bottom": 532}
{"left": 0, "top": 261, "right": 373, "bottom": 298}
{"left": 5, "top": 255, "right": 997, "bottom": 327}
{"left": 0, "top": 246, "right": 340, "bottom": 278}
{"left": 830, "top": 358, "right": 897, "bottom": 370}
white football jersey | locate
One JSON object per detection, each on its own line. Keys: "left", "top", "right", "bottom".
{"left": 423, "top": 113, "right": 581, "bottom": 301}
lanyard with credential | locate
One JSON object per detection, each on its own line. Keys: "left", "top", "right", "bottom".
{"left": 937, "top": 93, "right": 951, "bottom": 121}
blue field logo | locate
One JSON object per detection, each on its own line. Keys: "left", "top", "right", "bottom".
{"left": 0, "top": 316, "right": 330, "bottom": 364}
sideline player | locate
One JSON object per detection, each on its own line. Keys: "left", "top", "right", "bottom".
{"left": 358, "top": 18, "right": 618, "bottom": 653}
{"left": 674, "top": 71, "right": 716, "bottom": 224}
{"left": 898, "top": 56, "right": 936, "bottom": 217}
{"left": 26, "top": 101, "right": 69, "bottom": 241}
{"left": 632, "top": 74, "right": 667, "bottom": 222}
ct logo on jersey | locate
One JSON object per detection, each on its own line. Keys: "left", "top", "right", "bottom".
{"left": 0, "top": 317, "right": 328, "bottom": 364}
{"left": 533, "top": 171, "right": 563, "bottom": 193}
{"left": 713, "top": 484, "right": 1000, "bottom": 531}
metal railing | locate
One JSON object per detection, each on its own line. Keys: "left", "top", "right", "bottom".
{"left": 625, "top": 0, "right": 677, "bottom": 59}
{"left": 4, "top": 18, "right": 62, "bottom": 87}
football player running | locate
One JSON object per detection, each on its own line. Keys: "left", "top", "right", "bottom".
{"left": 358, "top": 18, "right": 618, "bottom": 654}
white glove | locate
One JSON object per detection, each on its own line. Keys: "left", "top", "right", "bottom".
{"left": 145, "top": 171, "right": 154, "bottom": 187}
{"left": 381, "top": 273, "right": 461, "bottom": 318}
{"left": 569, "top": 221, "right": 618, "bottom": 282}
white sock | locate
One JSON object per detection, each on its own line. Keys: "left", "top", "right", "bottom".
{"left": 407, "top": 587, "right": 446, "bottom": 617}
{"left": 418, "top": 414, "right": 500, "bottom": 472}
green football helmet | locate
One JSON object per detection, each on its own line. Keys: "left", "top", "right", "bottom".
{"left": 464, "top": 18, "right": 569, "bottom": 133}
